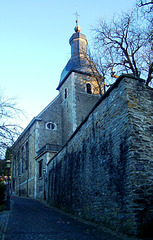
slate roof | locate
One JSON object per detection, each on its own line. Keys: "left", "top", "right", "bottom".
{"left": 57, "top": 55, "right": 89, "bottom": 90}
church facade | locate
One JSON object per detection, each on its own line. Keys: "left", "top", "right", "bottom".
{"left": 11, "top": 20, "right": 103, "bottom": 199}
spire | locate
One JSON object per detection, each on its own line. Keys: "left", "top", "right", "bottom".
{"left": 69, "top": 15, "right": 87, "bottom": 57}
{"left": 57, "top": 15, "right": 88, "bottom": 90}
{"left": 74, "top": 11, "right": 81, "bottom": 33}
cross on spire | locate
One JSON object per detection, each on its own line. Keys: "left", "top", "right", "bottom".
{"left": 74, "top": 11, "right": 80, "bottom": 21}
{"left": 74, "top": 11, "right": 81, "bottom": 33}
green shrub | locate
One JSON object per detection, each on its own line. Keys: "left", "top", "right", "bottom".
{"left": 0, "top": 182, "right": 6, "bottom": 205}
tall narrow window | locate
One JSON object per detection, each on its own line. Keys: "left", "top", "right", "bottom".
{"left": 26, "top": 142, "right": 29, "bottom": 170}
{"left": 14, "top": 155, "right": 16, "bottom": 177}
{"left": 18, "top": 151, "right": 20, "bottom": 176}
{"left": 22, "top": 146, "right": 24, "bottom": 173}
{"left": 64, "top": 88, "right": 68, "bottom": 99}
{"left": 39, "top": 160, "right": 43, "bottom": 178}
{"left": 86, "top": 83, "right": 92, "bottom": 94}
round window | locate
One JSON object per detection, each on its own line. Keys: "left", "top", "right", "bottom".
{"left": 46, "top": 122, "right": 55, "bottom": 130}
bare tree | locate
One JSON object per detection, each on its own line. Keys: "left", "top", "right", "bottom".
{"left": 81, "top": 48, "right": 111, "bottom": 94}
{"left": 137, "top": 0, "right": 153, "bottom": 85}
{"left": 74, "top": 43, "right": 113, "bottom": 95}
{"left": 137, "top": 0, "right": 153, "bottom": 8}
{"left": 137, "top": 0, "right": 153, "bottom": 35}
{"left": 92, "top": 10, "right": 152, "bottom": 86}
{"left": 0, "top": 95, "right": 23, "bottom": 159}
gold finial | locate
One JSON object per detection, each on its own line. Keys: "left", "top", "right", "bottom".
{"left": 74, "top": 11, "right": 81, "bottom": 33}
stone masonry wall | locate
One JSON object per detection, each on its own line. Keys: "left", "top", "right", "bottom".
{"left": 47, "top": 75, "right": 153, "bottom": 237}
{"left": 11, "top": 121, "right": 37, "bottom": 198}
{"left": 74, "top": 72, "right": 101, "bottom": 127}
{"left": 37, "top": 95, "right": 62, "bottom": 149}
{"left": 60, "top": 72, "right": 101, "bottom": 144}
{"left": 125, "top": 78, "right": 153, "bottom": 237}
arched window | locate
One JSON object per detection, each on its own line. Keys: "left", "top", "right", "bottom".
{"left": 86, "top": 83, "right": 92, "bottom": 94}
{"left": 46, "top": 122, "right": 56, "bottom": 130}
{"left": 64, "top": 88, "right": 68, "bottom": 99}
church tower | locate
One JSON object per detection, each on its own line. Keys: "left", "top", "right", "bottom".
{"left": 57, "top": 19, "right": 101, "bottom": 144}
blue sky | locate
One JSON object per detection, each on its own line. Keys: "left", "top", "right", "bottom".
{"left": 0, "top": 0, "right": 135, "bottom": 128}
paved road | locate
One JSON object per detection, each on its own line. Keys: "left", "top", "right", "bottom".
{"left": 2, "top": 197, "right": 127, "bottom": 240}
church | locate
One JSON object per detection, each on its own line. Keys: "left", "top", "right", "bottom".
{"left": 11, "top": 19, "right": 103, "bottom": 199}
{"left": 11, "top": 18, "right": 153, "bottom": 237}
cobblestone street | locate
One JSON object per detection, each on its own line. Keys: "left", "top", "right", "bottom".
{"left": 0, "top": 197, "right": 130, "bottom": 240}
